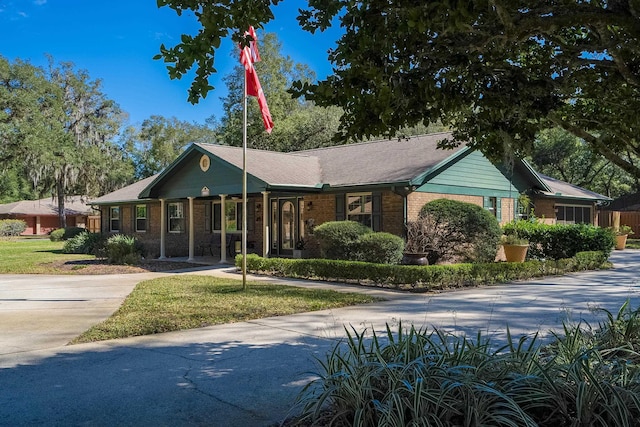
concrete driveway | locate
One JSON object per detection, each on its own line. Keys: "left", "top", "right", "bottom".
{"left": 0, "top": 273, "right": 166, "bottom": 354}
{"left": 0, "top": 251, "right": 639, "bottom": 426}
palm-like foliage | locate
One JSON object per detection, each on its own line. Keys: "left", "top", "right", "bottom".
{"left": 292, "top": 302, "right": 640, "bottom": 426}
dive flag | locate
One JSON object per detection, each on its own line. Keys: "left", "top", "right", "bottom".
{"left": 239, "top": 26, "right": 274, "bottom": 133}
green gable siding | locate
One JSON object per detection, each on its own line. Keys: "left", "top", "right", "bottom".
{"left": 416, "top": 150, "right": 519, "bottom": 197}
{"left": 147, "top": 151, "right": 266, "bottom": 199}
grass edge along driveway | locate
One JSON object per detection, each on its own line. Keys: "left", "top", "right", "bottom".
{"left": 71, "top": 275, "right": 380, "bottom": 344}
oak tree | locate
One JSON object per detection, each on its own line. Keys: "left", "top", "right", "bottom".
{"left": 156, "top": 0, "right": 640, "bottom": 178}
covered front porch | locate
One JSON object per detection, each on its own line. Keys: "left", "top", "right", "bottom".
{"left": 137, "top": 144, "right": 322, "bottom": 261}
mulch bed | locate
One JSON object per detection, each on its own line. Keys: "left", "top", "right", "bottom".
{"left": 46, "top": 259, "right": 203, "bottom": 275}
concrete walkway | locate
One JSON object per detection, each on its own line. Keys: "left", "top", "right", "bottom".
{"left": 0, "top": 251, "right": 639, "bottom": 426}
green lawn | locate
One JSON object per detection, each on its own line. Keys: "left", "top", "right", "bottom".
{"left": 0, "top": 238, "right": 94, "bottom": 274}
{"left": 72, "top": 275, "right": 379, "bottom": 343}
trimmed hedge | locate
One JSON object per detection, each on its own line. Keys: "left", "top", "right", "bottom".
{"left": 236, "top": 251, "right": 609, "bottom": 291}
{"left": 0, "top": 219, "right": 27, "bottom": 237}
{"left": 503, "top": 221, "right": 615, "bottom": 260}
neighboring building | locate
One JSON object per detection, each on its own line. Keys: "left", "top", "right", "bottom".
{"left": 0, "top": 196, "right": 95, "bottom": 235}
{"left": 90, "top": 133, "right": 611, "bottom": 259}
{"left": 598, "top": 191, "right": 640, "bottom": 236}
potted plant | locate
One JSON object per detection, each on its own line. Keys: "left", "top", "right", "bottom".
{"left": 402, "top": 221, "right": 429, "bottom": 265}
{"left": 613, "top": 225, "right": 634, "bottom": 250}
{"left": 292, "top": 238, "right": 308, "bottom": 259}
{"left": 501, "top": 233, "right": 529, "bottom": 263}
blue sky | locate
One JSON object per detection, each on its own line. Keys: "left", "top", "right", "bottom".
{"left": 0, "top": 0, "right": 340, "bottom": 126}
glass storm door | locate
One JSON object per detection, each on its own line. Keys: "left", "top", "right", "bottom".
{"left": 279, "top": 199, "right": 296, "bottom": 256}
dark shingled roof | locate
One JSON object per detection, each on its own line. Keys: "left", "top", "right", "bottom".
{"left": 90, "top": 175, "right": 159, "bottom": 204}
{"left": 298, "top": 132, "right": 465, "bottom": 187}
{"left": 196, "top": 143, "right": 322, "bottom": 187}
{"left": 602, "top": 191, "right": 640, "bottom": 211}
{"left": 537, "top": 174, "right": 611, "bottom": 202}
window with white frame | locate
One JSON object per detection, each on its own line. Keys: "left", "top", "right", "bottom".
{"left": 347, "top": 193, "right": 372, "bottom": 227}
{"left": 109, "top": 206, "right": 120, "bottom": 232}
{"left": 135, "top": 204, "right": 147, "bottom": 232}
{"left": 556, "top": 204, "right": 592, "bottom": 225}
{"left": 168, "top": 202, "right": 185, "bottom": 233}
{"left": 213, "top": 200, "right": 243, "bottom": 232}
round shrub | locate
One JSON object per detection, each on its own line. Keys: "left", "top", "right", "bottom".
{"left": 62, "top": 227, "right": 86, "bottom": 240}
{"left": 105, "top": 234, "right": 145, "bottom": 265}
{"left": 0, "top": 219, "right": 27, "bottom": 237}
{"left": 49, "top": 228, "right": 65, "bottom": 241}
{"left": 312, "top": 220, "right": 372, "bottom": 260}
{"left": 49, "top": 227, "right": 87, "bottom": 242}
{"left": 355, "top": 232, "right": 405, "bottom": 264}
{"left": 413, "top": 199, "right": 501, "bottom": 264}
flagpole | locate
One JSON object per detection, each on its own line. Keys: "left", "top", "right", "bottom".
{"left": 242, "top": 54, "right": 248, "bottom": 291}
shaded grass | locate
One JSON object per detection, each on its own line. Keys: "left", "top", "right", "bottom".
{"left": 626, "top": 238, "right": 640, "bottom": 249}
{"left": 0, "top": 238, "right": 94, "bottom": 274}
{"left": 71, "top": 275, "right": 380, "bottom": 343}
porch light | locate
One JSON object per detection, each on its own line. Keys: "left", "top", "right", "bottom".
{"left": 307, "top": 201, "right": 313, "bottom": 210}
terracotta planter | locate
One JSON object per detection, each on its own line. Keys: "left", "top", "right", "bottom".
{"left": 402, "top": 253, "right": 429, "bottom": 265}
{"left": 615, "top": 234, "right": 628, "bottom": 250}
{"left": 503, "top": 244, "right": 528, "bottom": 263}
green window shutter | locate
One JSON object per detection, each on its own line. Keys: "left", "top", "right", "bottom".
{"left": 483, "top": 196, "right": 490, "bottom": 210}
{"left": 496, "top": 198, "right": 502, "bottom": 222}
{"left": 213, "top": 203, "right": 221, "bottom": 231}
{"left": 335, "top": 194, "right": 345, "bottom": 221}
{"left": 372, "top": 192, "right": 382, "bottom": 231}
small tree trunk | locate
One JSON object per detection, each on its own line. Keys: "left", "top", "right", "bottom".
{"left": 56, "top": 180, "right": 67, "bottom": 229}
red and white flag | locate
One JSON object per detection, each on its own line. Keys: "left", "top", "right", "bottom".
{"left": 239, "top": 26, "right": 274, "bottom": 133}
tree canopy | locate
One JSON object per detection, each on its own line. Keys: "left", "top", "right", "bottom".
{"left": 156, "top": 0, "right": 640, "bottom": 178}
{"left": 213, "top": 31, "right": 343, "bottom": 152}
{"left": 0, "top": 56, "right": 132, "bottom": 226}
{"left": 528, "top": 128, "right": 637, "bottom": 198}
{"left": 124, "top": 115, "right": 217, "bottom": 178}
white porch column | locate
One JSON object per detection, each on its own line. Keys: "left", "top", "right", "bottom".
{"left": 219, "top": 194, "right": 227, "bottom": 264}
{"left": 188, "top": 197, "right": 195, "bottom": 261}
{"left": 159, "top": 199, "right": 166, "bottom": 259}
{"left": 262, "top": 191, "right": 269, "bottom": 257}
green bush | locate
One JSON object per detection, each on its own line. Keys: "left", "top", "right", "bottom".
{"left": 0, "top": 219, "right": 27, "bottom": 237}
{"left": 312, "top": 220, "right": 372, "bottom": 260}
{"left": 294, "top": 304, "right": 640, "bottom": 426}
{"left": 238, "top": 251, "right": 608, "bottom": 291}
{"left": 105, "top": 234, "right": 145, "bottom": 265}
{"left": 49, "top": 228, "right": 65, "bottom": 241}
{"left": 63, "top": 232, "right": 107, "bottom": 256}
{"left": 503, "top": 221, "right": 615, "bottom": 260}
{"left": 355, "top": 232, "right": 405, "bottom": 264}
{"left": 49, "top": 226, "right": 87, "bottom": 242}
{"left": 410, "top": 199, "right": 501, "bottom": 264}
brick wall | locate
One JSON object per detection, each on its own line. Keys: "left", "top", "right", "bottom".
{"left": 407, "top": 193, "right": 484, "bottom": 221}
{"left": 531, "top": 198, "right": 557, "bottom": 224}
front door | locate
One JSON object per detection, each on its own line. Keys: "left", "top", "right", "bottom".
{"left": 270, "top": 197, "right": 299, "bottom": 257}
